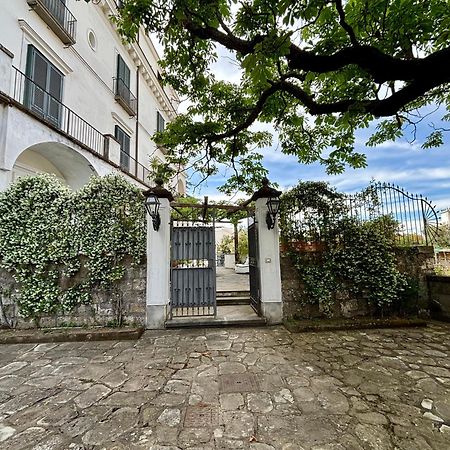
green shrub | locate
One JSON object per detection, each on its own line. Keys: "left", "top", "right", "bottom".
{"left": 0, "top": 174, "right": 145, "bottom": 319}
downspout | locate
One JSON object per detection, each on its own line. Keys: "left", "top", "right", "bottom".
{"left": 135, "top": 67, "right": 139, "bottom": 176}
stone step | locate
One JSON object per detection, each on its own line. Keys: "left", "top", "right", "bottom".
{"left": 216, "top": 290, "right": 250, "bottom": 298}
{"left": 217, "top": 296, "right": 251, "bottom": 306}
{"left": 165, "top": 316, "right": 266, "bottom": 329}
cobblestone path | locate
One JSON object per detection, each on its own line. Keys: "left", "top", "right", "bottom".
{"left": 0, "top": 323, "right": 449, "bottom": 449}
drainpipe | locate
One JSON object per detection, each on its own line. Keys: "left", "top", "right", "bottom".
{"left": 135, "top": 67, "right": 139, "bottom": 176}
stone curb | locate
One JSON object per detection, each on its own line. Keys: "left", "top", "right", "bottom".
{"left": 0, "top": 327, "right": 145, "bottom": 344}
{"left": 284, "top": 318, "right": 427, "bottom": 333}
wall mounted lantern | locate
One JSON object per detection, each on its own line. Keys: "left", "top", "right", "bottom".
{"left": 266, "top": 196, "right": 281, "bottom": 230}
{"left": 145, "top": 194, "right": 161, "bottom": 231}
{"left": 143, "top": 178, "right": 174, "bottom": 232}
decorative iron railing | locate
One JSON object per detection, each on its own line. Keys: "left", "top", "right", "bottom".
{"left": 12, "top": 66, "right": 107, "bottom": 157}
{"left": 10, "top": 67, "right": 152, "bottom": 186}
{"left": 346, "top": 182, "right": 439, "bottom": 246}
{"left": 113, "top": 78, "right": 137, "bottom": 116}
{"left": 27, "top": 0, "right": 77, "bottom": 45}
{"left": 120, "top": 151, "right": 151, "bottom": 184}
{"left": 280, "top": 182, "right": 439, "bottom": 247}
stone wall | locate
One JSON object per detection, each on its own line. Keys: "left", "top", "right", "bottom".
{"left": 0, "top": 258, "right": 146, "bottom": 329}
{"left": 281, "top": 246, "right": 435, "bottom": 321}
{"left": 427, "top": 275, "right": 450, "bottom": 321}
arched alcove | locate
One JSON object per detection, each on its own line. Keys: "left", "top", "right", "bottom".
{"left": 12, "top": 142, "right": 98, "bottom": 190}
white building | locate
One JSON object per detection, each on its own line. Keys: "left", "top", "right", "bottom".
{"left": 0, "top": 0, "right": 185, "bottom": 193}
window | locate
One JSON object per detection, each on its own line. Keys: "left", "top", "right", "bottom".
{"left": 117, "top": 54, "right": 131, "bottom": 90}
{"left": 157, "top": 111, "right": 165, "bottom": 133}
{"left": 25, "top": 45, "right": 64, "bottom": 127}
{"left": 114, "top": 125, "right": 131, "bottom": 171}
{"left": 87, "top": 29, "right": 97, "bottom": 51}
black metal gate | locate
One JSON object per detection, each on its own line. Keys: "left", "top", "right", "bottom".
{"left": 248, "top": 218, "right": 261, "bottom": 313}
{"left": 170, "top": 224, "right": 216, "bottom": 318}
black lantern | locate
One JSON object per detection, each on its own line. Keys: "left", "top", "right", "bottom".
{"left": 145, "top": 194, "right": 161, "bottom": 231}
{"left": 266, "top": 197, "right": 281, "bottom": 230}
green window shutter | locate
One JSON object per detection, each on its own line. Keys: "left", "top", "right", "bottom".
{"left": 25, "top": 45, "right": 63, "bottom": 126}
{"left": 117, "top": 54, "right": 130, "bottom": 88}
{"left": 157, "top": 111, "right": 165, "bottom": 132}
{"left": 115, "top": 125, "right": 131, "bottom": 170}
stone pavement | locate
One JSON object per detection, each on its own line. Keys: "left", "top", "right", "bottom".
{"left": 216, "top": 267, "right": 250, "bottom": 292}
{"left": 0, "top": 323, "right": 450, "bottom": 450}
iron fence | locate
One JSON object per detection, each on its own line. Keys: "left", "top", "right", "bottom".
{"left": 280, "top": 182, "right": 439, "bottom": 247}
{"left": 345, "top": 183, "right": 439, "bottom": 246}
{"left": 12, "top": 66, "right": 107, "bottom": 157}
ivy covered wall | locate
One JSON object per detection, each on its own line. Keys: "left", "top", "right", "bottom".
{"left": 279, "top": 181, "right": 436, "bottom": 320}
{"left": 281, "top": 247, "right": 435, "bottom": 321}
{"left": 0, "top": 174, "right": 146, "bottom": 328}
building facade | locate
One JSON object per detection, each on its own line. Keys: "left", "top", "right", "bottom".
{"left": 0, "top": 0, "right": 185, "bottom": 193}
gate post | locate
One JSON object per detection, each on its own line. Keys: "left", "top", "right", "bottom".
{"left": 144, "top": 181, "right": 174, "bottom": 329}
{"left": 253, "top": 179, "right": 283, "bottom": 324}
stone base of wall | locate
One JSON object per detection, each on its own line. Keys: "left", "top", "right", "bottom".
{"left": 281, "top": 246, "right": 435, "bottom": 321}
{"left": 281, "top": 254, "right": 372, "bottom": 320}
{"left": 427, "top": 275, "right": 450, "bottom": 321}
{"left": 0, "top": 260, "right": 146, "bottom": 329}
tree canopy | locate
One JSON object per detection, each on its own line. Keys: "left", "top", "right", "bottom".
{"left": 115, "top": 0, "right": 450, "bottom": 193}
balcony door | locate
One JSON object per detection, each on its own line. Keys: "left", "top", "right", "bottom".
{"left": 115, "top": 125, "right": 131, "bottom": 172}
{"left": 25, "top": 45, "right": 64, "bottom": 127}
{"left": 116, "top": 54, "right": 131, "bottom": 102}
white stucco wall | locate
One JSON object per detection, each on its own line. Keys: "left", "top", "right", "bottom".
{"left": 0, "top": 0, "right": 184, "bottom": 192}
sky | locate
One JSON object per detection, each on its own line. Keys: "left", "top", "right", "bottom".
{"left": 171, "top": 46, "right": 450, "bottom": 213}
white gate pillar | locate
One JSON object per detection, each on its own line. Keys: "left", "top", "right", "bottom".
{"left": 144, "top": 181, "right": 173, "bottom": 329}
{"left": 253, "top": 179, "right": 283, "bottom": 324}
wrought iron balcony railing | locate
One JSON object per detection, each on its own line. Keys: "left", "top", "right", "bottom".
{"left": 120, "top": 151, "right": 151, "bottom": 183}
{"left": 10, "top": 67, "right": 151, "bottom": 186}
{"left": 113, "top": 78, "right": 137, "bottom": 116}
{"left": 12, "top": 67, "right": 106, "bottom": 156}
{"left": 27, "top": 0, "right": 77, "bottom": 46}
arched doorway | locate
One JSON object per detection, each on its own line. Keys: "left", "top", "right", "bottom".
{"left": 12, "top": 142, "right": 98, "bottom": 190}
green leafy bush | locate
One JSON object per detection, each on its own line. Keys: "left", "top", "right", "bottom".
{"left": 280, "top": 181, "right": 408, "bottom": 316}
{"left": 0, "top": 174, "right": 145, "bottom": 320}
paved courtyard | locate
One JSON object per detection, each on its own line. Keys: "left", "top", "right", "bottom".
{"left": 0, "top": 323, "right": 449, "bottom": 450}
{"left": 216, "top": 267, "right": 250, "bottom": 292}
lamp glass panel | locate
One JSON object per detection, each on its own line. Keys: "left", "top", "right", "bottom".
{"left": 266, "top": 197, "right": 280, "bottom": 215}
{"left": 145, "top": 195, "right": 160, "bottom": 216}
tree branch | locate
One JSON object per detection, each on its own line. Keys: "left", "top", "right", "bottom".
{"left": 182, "top": 17, "right": 450, "bottom": 85}
{"left": 205, "top": 83, "right": 282, "bottom": 142}
{"left": 333, "top": 0, "right": 359, "bottom": 46}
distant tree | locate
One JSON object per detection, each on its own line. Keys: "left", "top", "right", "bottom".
{"left": 114, "top": 0, "right": 450, "bottom": 193}
{"left": 435, "top": 224, "right": 450, "bottom": 248}
{"left": 218, "top": 229, "right": 248, "bottom": 262}
{"left": 218, "top": 234, "right": 234, "bottom": 255}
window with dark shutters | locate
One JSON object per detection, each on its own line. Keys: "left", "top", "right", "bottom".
{"left": 25, "top": 45, "right": 64, "bottom": 127}
{"left": 157, "top": 111, "right": 165, "bottom": 133}
{"left": 114, "top": 125, "right": 131, "bottom": 171}
{"left": 117, "top": 54, "right": 130, "bottom": 88}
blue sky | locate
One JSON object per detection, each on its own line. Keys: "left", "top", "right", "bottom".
{"left": 180, "top": 48, "right": 450, "bottom": 212}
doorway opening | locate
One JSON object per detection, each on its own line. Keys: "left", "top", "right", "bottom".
{"left": 166, "top": 197, "right": 264, "bottom": 326}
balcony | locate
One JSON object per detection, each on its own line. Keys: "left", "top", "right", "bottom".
{"left": 27, "top": 0, "right": 77, "bottom": 46}
{"left": 9, "top": 66, "right": 150, "bottom": 187}
{"left": 114, "top": 78, "right": 137, "bottom": 116}
{"left": 12, "top": 66, "right": 106, "bottom": 157}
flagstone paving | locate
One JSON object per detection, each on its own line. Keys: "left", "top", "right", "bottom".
{"left": 0, "top": 323, "right": 449, "bottom": 449}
